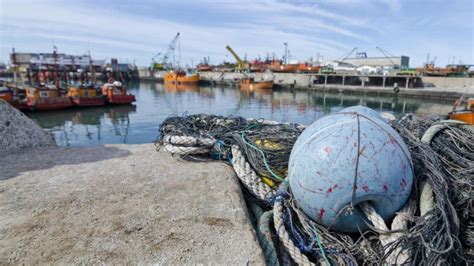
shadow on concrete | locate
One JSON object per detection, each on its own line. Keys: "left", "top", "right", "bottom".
{"left": 0, "top": 146, "right": 131, "bottom": 180}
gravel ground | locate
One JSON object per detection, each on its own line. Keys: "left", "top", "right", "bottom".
{"left": 0, "top": 144, "right": 264, "bottom": 264}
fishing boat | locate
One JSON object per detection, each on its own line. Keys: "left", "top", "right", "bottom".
{"left": 67, "top": 84, "right": 105, "bottom": 107}
{"left": 101, "top": 81, "right": 135, "bottom": 105}
{"left": 298, "top": 63, "right": 321, "bottom": 73}
{"left": 0, "top": 80, "right": 13, "bottom": 102}
{"left": 164, "top": 82, "right": 199, "bottom": 93}
{"left": 240, "top": 77, "right": 274, "bottom": 90}
{"left": 163, "top": 71, "right": 200, "bottom": 84}
{"left": 25, "top": 85, "right": 73, "bottom": 111}
{"left": 267, "top": 60, "right": 299, "bottom": 73}
{"left": 448, "top": 97, "right": 474, "bottom": 125}
{"left": 196, "top": 65, "right": 213, "bottom": 72}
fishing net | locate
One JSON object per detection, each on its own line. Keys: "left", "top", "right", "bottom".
{"left": 157, "top": 114, "right": 303, "bottom": 187}
{"left": 155, "top": 113, "right": 473, "bottom": 265}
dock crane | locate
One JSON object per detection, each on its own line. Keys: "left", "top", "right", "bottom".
{"left": 339, "top": 47, "right": 357, "bottom": 62}
{"left": 151, "top": 33, "right": 180, "bottom": 70}
{"left": 376, "top": 46, "right": 397, "bottom": 68}
{"left": 225, "top": 45, "right": 250, "bottom": 71}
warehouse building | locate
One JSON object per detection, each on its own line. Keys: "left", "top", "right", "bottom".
{"left": 343, "top": 56, "right": 410, "bottom": 69}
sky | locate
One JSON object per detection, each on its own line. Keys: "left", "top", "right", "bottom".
{"left": 0, "top": 0, "right": 473, "bottom": 67}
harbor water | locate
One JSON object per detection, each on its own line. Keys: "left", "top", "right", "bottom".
{"left": 26, "top": 81, "right": 455, "bottom": 147}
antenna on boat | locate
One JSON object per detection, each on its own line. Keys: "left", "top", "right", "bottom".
{"left": 178, "top": 33, "right": 181, "bottom": 70}
{"left": 53, "top": 45, "right": 60, "bottom": 89}
{"left": 11, "top": 47, "right": 17, "bottom": 86}
{"left": 88, "top": 50, "right": 95, "bottom": 85}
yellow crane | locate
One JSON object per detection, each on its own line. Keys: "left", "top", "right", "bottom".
{"left": 225, "top": 45, "right": 250, "bottom": 71}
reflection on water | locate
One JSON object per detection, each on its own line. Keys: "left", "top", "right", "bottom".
{"left": 27, "top": 82, "right": 453, "bottom": 146}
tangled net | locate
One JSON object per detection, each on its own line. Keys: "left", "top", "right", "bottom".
{"left": 155, "top": 113, "right": 473, "bottom": 265}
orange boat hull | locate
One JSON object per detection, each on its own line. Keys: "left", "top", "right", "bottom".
{"left": 298, "top": 65, "right": 321, "bottom": 73}
{"left": 0, "top": 90, "right": 13, "bottom": 102}
{"left": 26, "top": 97, "right": 73, "bottom": 111}
{"left": 106, "top": 94, "right": 136, "bottom": 105}
{"left": 241, "top": 80, "right": 274, "bottom": 90}
{"left": 196, "top": 65, "right": 213, "bottom": 72}
{"left": 268, "top": 64, "right": 299, "bottom": 73}
{"left": 71, "top": 97, "right": 105, "bottom": 107}
{"left": 164, "top": 72, "right": 200, "bottom": 84}
{"left": 448, "top": 112, "right": 474, "bottom": 125}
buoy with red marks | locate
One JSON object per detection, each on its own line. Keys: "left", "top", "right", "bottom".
{"left": 288, "top": 106, "right": 413, "bottom": 232}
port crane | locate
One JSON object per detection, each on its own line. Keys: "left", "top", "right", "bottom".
{"left": 151, "top": 32, "right": 180, "bottom": 70}
{"left": 376, "top": 46, "right": 397, "bottom": 68}
{"left": 225, "top": 45, "right": 250, "bottom": 71}
{"left": 339, "top": 47, "right": 357, "bottom": 62}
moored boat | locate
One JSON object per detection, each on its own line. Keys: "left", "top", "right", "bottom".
{"left": 267, "top": 60, "right": 299, "bottom": 73}
{"left": 298, "top": 63, "right": 321, "bottom": 73}
{"left": 240, "top": 77, "right": 274, "bottom": 90}
{"left": 68, "top": 85, "right": 105, "bottom": 107}
{"left": 25, "top": 85, "right": 73, "bottom": 111}
{"left": 164, "top": 71, "right": 200, "bottom": 84}
{"left": 164, "top": 82, "right": 199, "bottom": 93}
{"left": 196, "top": 64, "right": 213, "bottom": 72}
{"left": 448, "top": 97, "right": 474, "bottom": 125}
{"left": 101, "top": 81, "right": 136, "bottom": 105}
{"left": 0, "top": 80, "right": 13, "bottom": 102}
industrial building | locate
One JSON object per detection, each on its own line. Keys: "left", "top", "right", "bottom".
{"left": 343, "top": 55, "right": 410, "bottom": 68}
{"left": 10, "top": 52, "right": 105, "bottom": 69}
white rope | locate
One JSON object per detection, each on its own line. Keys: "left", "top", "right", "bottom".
{"left": 360, "top": 201, "right": 416, "bottom": 264}
{"left": 161, "top": 135, "right": 216, "bottom": 155}
{"left": 162, "top": 143, "right": 211, "bottom": 155}
{"left": 418, "top": 121, "right": 464, "bottom": 219}
{"left": 231, "top": 145, "right": 276, "bottom": 201}
{"left": 162, "top": 135, "right": 216, "bottom": 147}
{"left": 421, "top": 120, "right": 465, "bottom": 144}
{"left": 274, "top": 199, "right": 315, "bottom": 266}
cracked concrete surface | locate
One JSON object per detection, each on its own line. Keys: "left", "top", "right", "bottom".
{"left": 0, "top": 144, "right": 264, "bottom": 264}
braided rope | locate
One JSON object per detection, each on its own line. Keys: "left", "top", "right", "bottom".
{"left": 162, "top": 135, "right": 216, "bottom": 147}
{"left": 273, "top": 198, "right": 315, "bottom": 266}
{"left": 278, "top": 241, "right": 294, "bottom": 266}
{"left": 257, "top": 211, "right": 280, "bottom": 266}
{"left": 360, "top": 201, "right": 415, "bottom": 264}
{"left": 161, "top": 135, "right": 216, "bottom": 155}
{"left": 231, "top": 145, "right": 276, "bottom": 201}
{"left": 418, "top": 121, "right": 465, "bottom": 217}
{"left": 162, "top": 143, "right": 211, "bottom": 155}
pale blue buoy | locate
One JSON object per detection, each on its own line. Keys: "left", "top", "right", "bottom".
{"left": 288, "top": 106, "right": 413, "bottom": 232}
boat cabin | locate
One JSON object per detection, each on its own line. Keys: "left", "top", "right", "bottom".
{"left": 26, "top": 86, "right": 60, "bottom": 100}
{"left": 68, "top": 85, "right": 98, "bottom": 98}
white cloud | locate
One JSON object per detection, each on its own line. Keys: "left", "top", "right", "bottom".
{"left": 0, "top": 0, "right": 373, "bottom": 65}
{"left": 0, "top": 0, "right": 472, "bottom": 67}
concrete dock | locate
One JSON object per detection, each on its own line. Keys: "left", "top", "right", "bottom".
{"left": 139, "top": 69, "right": 474, "bottom": 101}
{"left": 0, "top": 144, "right": 264, "bottom": 264}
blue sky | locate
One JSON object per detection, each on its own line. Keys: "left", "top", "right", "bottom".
{"left": 0, "top": 0, "right": 472, "bottom": 67}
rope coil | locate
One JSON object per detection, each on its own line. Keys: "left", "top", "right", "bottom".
{"left": 156, "top": 113, "right": 473, "bottom": 264}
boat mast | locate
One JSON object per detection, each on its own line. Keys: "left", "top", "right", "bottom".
{"left": 53, "top": 46, "right": 60, "bottom": 89}
{"left": 88, "top": 50, "right": 95, "bottom": 84}
{"left": 11, "top": 48, "right": 17, "bottom": 86}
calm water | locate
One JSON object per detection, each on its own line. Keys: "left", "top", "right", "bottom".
{"left": 27, "top": 82, "right": 453, "bottom": 147}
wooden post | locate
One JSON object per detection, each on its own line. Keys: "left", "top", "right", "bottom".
{"left": 406, "top": 77, "right": 409, "bottom": 89}
{"left": 324, "top": 75, "right": 327, "bottom": 85}
{"left": 382, "top": 77, "right": 386, "bottom": 87}
{"left": 342, "top": 76, "right": 345, "bottom": 86}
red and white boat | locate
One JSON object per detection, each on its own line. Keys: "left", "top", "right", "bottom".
{"left": 101, "top": 81, "right": 136, "bottom": 105}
